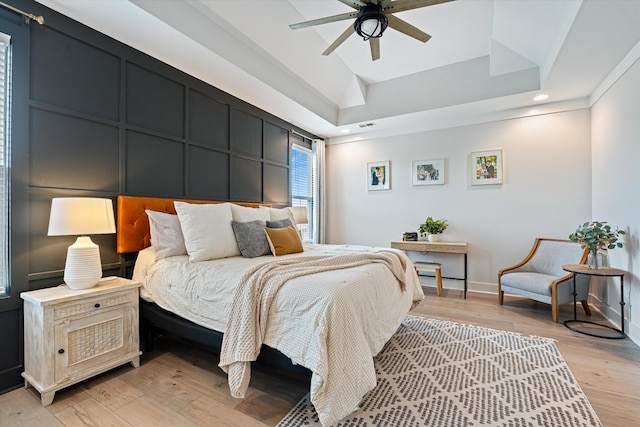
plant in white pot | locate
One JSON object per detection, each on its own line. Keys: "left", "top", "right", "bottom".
{"left": 418, "top": 217, "right": 448, "bottom": 242}
{"left": 568, "top": 221, "right": 625, "bottom": 269}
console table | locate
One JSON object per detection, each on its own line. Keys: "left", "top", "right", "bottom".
{"left": 562, "top": 264, "right": 626, "bottom": 339}
{"left": 391, "top": 241, "right": 468, "bottom": 298}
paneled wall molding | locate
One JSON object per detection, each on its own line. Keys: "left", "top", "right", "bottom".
{"left": 25, "top": 0, "right": 314, "bottom": 279}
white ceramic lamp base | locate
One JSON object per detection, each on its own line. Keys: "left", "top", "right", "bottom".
{"left": 63, "top": 236, "right": 102, "bottom": 290}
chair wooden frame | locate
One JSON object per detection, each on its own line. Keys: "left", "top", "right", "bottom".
{"left": 498, "top": 238, "right": 590, "bottom": 323}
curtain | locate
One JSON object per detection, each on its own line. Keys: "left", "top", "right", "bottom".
{"left": 312, "top": 139, "right": 326, "bottom": 244}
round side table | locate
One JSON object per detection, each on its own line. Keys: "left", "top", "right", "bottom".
{"left": 562, "top": 264, "right": 626, "bottom": 339}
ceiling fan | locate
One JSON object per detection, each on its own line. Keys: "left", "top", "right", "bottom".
{"left": 289, "top": 0, "right": 455, "bottom": 61}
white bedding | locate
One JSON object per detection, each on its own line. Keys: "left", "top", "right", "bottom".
{"left": 133, "top": 243, "right": 423, "bottom": 425}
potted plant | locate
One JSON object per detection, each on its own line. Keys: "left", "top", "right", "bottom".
{"left": 568, "top": 221, "right": 625, "bottom": 269}
{"left": 418, "top": 217, "right": 448, "bottom": 242}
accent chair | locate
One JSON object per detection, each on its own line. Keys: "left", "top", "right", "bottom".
{"left": 498, "top": 238, "right": 590, "bottom": 323}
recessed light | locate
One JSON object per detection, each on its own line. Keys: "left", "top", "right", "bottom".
{"left": 341, "top": 129, "right": 350, "bottom": 133}
{"left": 533, "top": 94, "right": 549, "bottom": 101}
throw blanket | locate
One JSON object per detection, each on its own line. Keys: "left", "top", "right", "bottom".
{"left": 218, "top": 251, "right": 408, "bottom": 399}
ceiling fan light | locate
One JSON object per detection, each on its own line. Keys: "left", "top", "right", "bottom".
{"left": 361, "top": 18, "right": 383, "bottom": 38}
{"left": 354, "top": 4, "right": 388, "bottom": 41}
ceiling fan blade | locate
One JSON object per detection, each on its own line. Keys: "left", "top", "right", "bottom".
{"left": 387, "top": 15, "right": 431, "bottom": 43}
{"left": 337, "top": 0, "right": 368, "bottom": 9}
{"left": 383, "top": 0, "right": 455, "bottom": 14}
{"left": 290, "top": 11, "right": 358, "bottom": 30}
{"left": 322, "top": 25, "right": 356, "bottom": 56}
{"left": 369, "top": 37, "right": 381, "bottom": 61}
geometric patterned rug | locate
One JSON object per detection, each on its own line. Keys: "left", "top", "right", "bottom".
{"left": 277, "top": 315, "right": 602, "bottom": 427}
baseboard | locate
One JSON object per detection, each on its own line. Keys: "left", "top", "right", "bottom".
{"left": 589, "top": 293, "right": 622, "bottom": 327}
{"left": 627, "top": 320, "right": 640, "bottom": 347}
{"left": 0, "top": 365, "right": 24, "bottom": 395}
{"left": 588, "top": 293, "right": 640, "bottom": 345}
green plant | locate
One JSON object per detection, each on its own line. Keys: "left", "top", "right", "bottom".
{"left": 418, "top": 217, "right": 448, "bottom": 236}
{"left": 568, "top": 221, "right": 625, "bottom": 251}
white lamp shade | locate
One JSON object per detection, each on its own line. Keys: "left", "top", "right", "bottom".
{"left": 289, "top": 206, "right": 308, "bottom": 225}
{"left": 48, "top": 197, "right": 116, "bottom": 236}
{"left": 48, "top": 198, "right": 115, "bottom": 290}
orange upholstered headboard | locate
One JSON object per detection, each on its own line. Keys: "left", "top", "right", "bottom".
{"left": 116, "top": 195, "right": 270, "bottom": 253}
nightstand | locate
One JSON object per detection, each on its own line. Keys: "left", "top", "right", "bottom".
{"left": 21, "top": 277, "right": 142, "bottom": 406}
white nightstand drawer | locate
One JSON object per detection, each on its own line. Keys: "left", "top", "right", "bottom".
{"left": 54, "top": 290, "right": 133, "bottom": 320}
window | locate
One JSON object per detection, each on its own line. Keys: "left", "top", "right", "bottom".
{"left": 291, "top": 144, "right": 313, "bottom": 242}
{"left": 0, "top": 33, "right": 10, "bottom": 296}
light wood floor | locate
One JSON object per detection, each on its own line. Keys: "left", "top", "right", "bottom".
{"left": 2, "top": 288, "right": 639, "bottom": 427}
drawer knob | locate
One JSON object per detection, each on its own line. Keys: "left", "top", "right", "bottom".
{"left": 94, "top": 303, "right": 101, "bottom": 308}
{"left": 58, "top": 349, "right": 65, "bottom": 354}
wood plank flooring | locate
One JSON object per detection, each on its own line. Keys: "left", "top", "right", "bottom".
{"left": 2, "top": 288, "right": 639, "bottom": 427}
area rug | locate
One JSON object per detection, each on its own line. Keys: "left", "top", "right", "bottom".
{"left": 277, "top": 315, "right": 602, "bottom": 427}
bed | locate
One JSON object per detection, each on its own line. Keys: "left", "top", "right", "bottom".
{"left": 117, "top": 195, "right": 424, "bottom": 426}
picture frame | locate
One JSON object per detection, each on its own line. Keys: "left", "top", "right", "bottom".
{"left": 471, "top": 149, "right": 503, "bottom": 185}
{"left": 412, "top": 159, "right": 445, "bottom": 186}
{"left": 367, "top": 160, "right": 390, "bottom": 191}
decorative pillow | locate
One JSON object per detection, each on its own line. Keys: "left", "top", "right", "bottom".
{"left": 260, "top": 206, "right": 297, "bottom": 226}
{"left": 265, "top": 225, "right": 304, "bottom": 256}
{"left": 231, "top": 204, "right": 270, "bottom": 223}
{"left": 145, "top": 210, "right": 187, "bottom": 260}
{"left": 174, "top": 202, "right": 240, "bottom": 261}
{"left": 231, "top": 220, "right": 270, "bottom": 258}
{"left": 266, "top": 218, "right": 293, "bottom": 229}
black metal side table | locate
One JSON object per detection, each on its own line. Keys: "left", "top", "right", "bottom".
{"left": 562, "top": 264, "right": 626, "bottom": 339}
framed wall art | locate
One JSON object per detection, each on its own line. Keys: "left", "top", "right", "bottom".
{"left": 412, "top": 159, "right": 445, "bottom": 186}
{"left": 471, "top": 149, "right": 503, "bottom": 185}
{"left": 367, "top": 160, "right": 390, "bottom": 191}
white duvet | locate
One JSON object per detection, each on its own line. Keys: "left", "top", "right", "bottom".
{"left": 133, "top": 244, "right": 423, "bottom": 426}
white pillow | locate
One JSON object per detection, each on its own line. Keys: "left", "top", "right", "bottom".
{"left": 174, "top": 202, "right": 240, "bottom": 261}
{"left": 259, "top": 206, "right": 297, "bottom": 226}
{"left": 231, "top": 204, "right": 270, "bottom": 222}
{"left": 145, "top": 210, "right": 187, "bottom": 260}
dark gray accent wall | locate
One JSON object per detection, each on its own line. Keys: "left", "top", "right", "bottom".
{"left": 0, "top": 0, "right": 317, "bottom": 393}
{"left": 0, "top": 4, "right": 30, "bottom": 395}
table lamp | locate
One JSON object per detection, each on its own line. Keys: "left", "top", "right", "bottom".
{"left": 47, "top": 198, "right": 116, "bottom": 290}
{"left": 289, "top": 206, "right": 308, "bottom": 226}
{"left": 288, "top": 206, "right": 309, "bottom": 241}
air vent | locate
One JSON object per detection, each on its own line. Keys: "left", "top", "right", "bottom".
{"left": 358, "top": 122, "right": 376, "bottom": 128}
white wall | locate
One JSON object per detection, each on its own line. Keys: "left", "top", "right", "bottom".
{"left": 326, "top": 109, "right": 592, "bottom": 290}
{"left": 591, "top": 57, "right": 640, "bottom": 343}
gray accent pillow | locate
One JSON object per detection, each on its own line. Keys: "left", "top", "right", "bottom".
{"left": 266, "top": 218, "right": 293, "bottom": 229}
{"left": 231, "top": 220, "right": 271, "bottom": 258}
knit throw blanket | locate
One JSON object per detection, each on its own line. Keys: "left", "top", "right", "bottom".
{"left": 218, "top": 250, "right": 408, "bottom": 399}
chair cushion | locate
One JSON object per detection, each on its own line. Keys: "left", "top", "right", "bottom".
{"left": 524, "top": 240, "right": 584, "bottom": 276}
{"left": 501, "top": 272, "right": 558, "bottom": 296}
